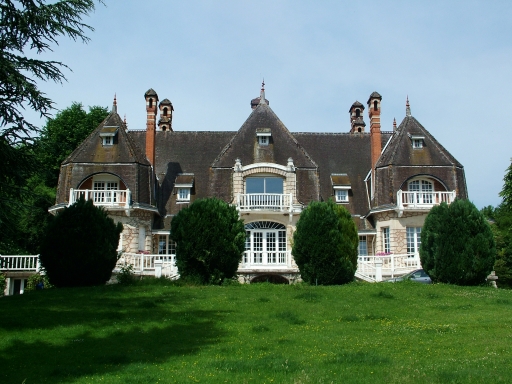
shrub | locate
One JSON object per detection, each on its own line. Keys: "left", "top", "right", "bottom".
{"left": 116, "top": 264, "right": 136, "bottom": 285}
{"left": 40, "top": 197, "right": 123, "bottom": 287}
{"left": 26, "top": 272, "right": 53, "bottom": 291}
{"left": 0, "top": 273, "right": 5, "bottom": 296}
{"left": 292, "top": 200, "right": 358, "bottom": 285}
{"left": 420, "top": 199, "right": 496, "bottom": 285}
{"left": 171, "top": 198, "right": 245, "bottom": 284}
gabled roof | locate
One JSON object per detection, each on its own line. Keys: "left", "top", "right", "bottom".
{"left": 212, "top": 101, "right": 317, "bottom": 169}
{"left": 63, "top": 110, "right": 149, "bottom": 165}
{"left": 376, "top": 115, "right": 462, "bottom": 168}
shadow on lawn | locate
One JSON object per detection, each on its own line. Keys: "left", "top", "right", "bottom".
{"left": 0, "top": 284, "right": 195, "bottom": 331}
{"left": 0, "top": 308, "right": 227, "bottom": 383}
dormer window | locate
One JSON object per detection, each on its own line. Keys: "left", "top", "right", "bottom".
{"left": 99, "top": 126, "right": 118, "bottom": 146}
{"left": 331, "top": 173, "right": 351, "bottom": 204}
{"left": 174, "top": 173, "right": 194, "bottom": 203}
{"left": 410, "top": 135, "right": 425, "bottom": 149}
{"left": 256, "top": 128, "right": 271, "bottom": 147}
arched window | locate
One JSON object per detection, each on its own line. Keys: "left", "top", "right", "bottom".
{"left": 163, "top": 107, "right": 168, "bottom": 116}
{"left": 374, "top": 100, "right": 378, "bottom": 111}
{"left": 149, "top": 98, "right": 153, "bottom": 108}
{"left": 357, "top": 128, "right": 361, "bottom": 133}
{"left": 355, "top": 109, "right": 360, "bottom": 117}
{"left": 244, "top": 221, "right": 287, "bottom": 265}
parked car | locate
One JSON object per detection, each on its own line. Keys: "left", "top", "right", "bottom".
{"left": 384, "top": 269, "right": 432, "bottom": 284}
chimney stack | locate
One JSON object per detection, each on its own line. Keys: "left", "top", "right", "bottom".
{"left": 144, "top": 88, "right": 158, "bottom": 166}
{"left": 367, "top": 92, "right": 382, "bottom": 198}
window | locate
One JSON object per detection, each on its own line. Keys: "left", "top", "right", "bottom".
{"left": 408, "top": 179, "right": 433, "bottom": 204}
{"left": 246, "top": 177, "right": 283, "bottom": 194}
{"left": 412, "top": 139, "right": 423, "bottom": 149}
{"left": 374, "top": 100, "right": 378, "bottom": 111}
{"left": 358, "top": 236, "right": 368, "bottom": 256}
{"left": 382, "top": 227, "right": 390, "bottom": 254}
{"left": 406, "top": 227, "right": 421, "bottom": 256}
{"left": 258, "top": 136, "right": 269, "bottom": 146}
{"left": 93, "top": 181, "right": 118, "bottom": 203}
{"left": 243, "top": 221, "right": 287, "bottom": 265}
{"left": 102, "top": 136, "right": 113, "bottom": 146}
{"left": 335, "top": 189, "right": 348, "bottom": 203}
{"left": 177, "top": 188, "right": 190, "bottom": 201}
{"left": 158, "top": 235, "right": 176, "bottom": 255}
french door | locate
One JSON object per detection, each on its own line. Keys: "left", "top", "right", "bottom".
{"left": 245, "top": 230, "right": 287, "bottom": 264}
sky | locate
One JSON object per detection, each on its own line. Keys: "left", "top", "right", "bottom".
{"left": 29, "top": 0, "right": 512, "bottom": 209}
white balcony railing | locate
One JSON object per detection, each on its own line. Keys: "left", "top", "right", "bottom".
{"left": 116, "top": 253, "right": 179, "bottom": 278}
{"left": 0, "top": 255, "right": 40, "bottom": 271}
{"left": 69, "top": 188, "right": 131, "bottom": 208}
{"left": 397, "top": 190, "right": 456, "bottom": 212}
{"left": 356, "top": 253, "right": 421, "bottom": 281}
{"left": 239, "top": 250, "right": 292, "bottom": 269}
{"left": 237, "top": 193, "right": 292, "bottom": 212}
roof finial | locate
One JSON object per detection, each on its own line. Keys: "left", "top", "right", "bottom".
{"left": 113, "top": 93, "right": 117, "bottom": 113}
{"left": 259, "top": 79, "right": 267, "bottom": 105}
{"left": 406, "top": 95, "right": 411, "bottom": 117}
{"left": 123, "top": 114, "right": 127, "bottom": 128}
{"left": 393, "top": 117, "right": 397, "bottom": 131}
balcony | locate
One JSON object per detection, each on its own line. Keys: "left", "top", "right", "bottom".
{"left": 239, "top": 250, "right": 295, "bottom": 270}
{"left": 237, "top": 193, "right": 292, "bottom": 212}
{"left": 396, "top": 190, "right": 455, "bottom": 216}
{"left": 356, "top": 253, "right": 421, "bottom": 282}
{"left": 69, "top": 188, "right": 131, "bottom": 209}
{"left": 0, "top": 255, "right": 40, "bottom": 272}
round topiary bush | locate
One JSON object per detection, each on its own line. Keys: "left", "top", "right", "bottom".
{"left": 292, "top": 200, "right": 358, "bottom": 285}
{"left": 420, "top": 199, "right": 496, "bottom": 285}
{"left": 170, "top": 198, "right": 245, "bottom": 284}
{"left": 40, "top": 197, "right": 123, "bottom": 287}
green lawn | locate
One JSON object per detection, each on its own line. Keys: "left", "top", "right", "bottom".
{"left": 1, "top": 280, "right": 511, "bottom": 383}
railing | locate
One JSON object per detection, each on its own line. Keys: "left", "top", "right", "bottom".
{"left": 69, "top": 188, "right": 131, "bottom": 208}
{"left": 397, "top": 190, "right": 456, "bottom": 211}
{"left": 0, "top": 255, "right": 40, "bottom": 271}
{"left": 239, "top": 250, "right": 292, "bottom": 269}
{"left": 117, "top": 253, "right": 178, "bottom": 278}
{"left": 237, "top": 193, "right": 292, "bottom": 212}
{"left": 356, "top": 253, "right": 421, "bottom": 281}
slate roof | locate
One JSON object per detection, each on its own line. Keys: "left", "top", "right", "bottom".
{"left": 212, "top": 101, "right": 317, "bottom": 169}
{"left": 63, "top": 110, "right": 149, "bottom": 165}
{"left": 293, "top": 132, "right": 392, "bottom": 215}
{"left": 377, "top": 115, "right": 462, "bottom": 168}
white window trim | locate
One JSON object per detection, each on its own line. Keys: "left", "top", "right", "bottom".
{"left": 258, "top": 136, "right": 269, "bottom": 146}
{"left": 177, "top": 187, "right": 190, "bottom": 202}
{"left": 335, "top": 189, "right": 349, "bottom": 203}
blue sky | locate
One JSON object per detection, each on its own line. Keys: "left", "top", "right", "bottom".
{"left": 32, "top": 1, "right": 512, "bottom": 208}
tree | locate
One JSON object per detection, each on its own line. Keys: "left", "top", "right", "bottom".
{"left": 170, "top": 198, "right": 246, "bottom": 284}
{"left": 483, "top": 162, "right": 512, "bottom": 288}
{"left": 39, "top": 197, "right": 123, "bottom": 287}
{"left": 0, "top": 0, "right": 99, "bottom": 144}
{"left": 0, "top": 0, "right": 100, "bottom": 253}
{"left": 292, "top": 201, "right": 358, "bottom": 285}
{"left": 420, "top": 199, "right": 496, "bottom": 285}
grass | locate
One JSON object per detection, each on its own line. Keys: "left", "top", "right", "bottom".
{"left": 1, "top": 280, "right": 512, "bottom": 383}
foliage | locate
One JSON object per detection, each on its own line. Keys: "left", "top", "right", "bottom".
{"left": 499, "top": 162, "right": 512, "bottom": 210}
{"left": 25, "top": 272, "right": 53, "bottom": 291}
{"left": 0, "top": 273, "right": 5, "bottom": 296}
{"left": 0, "top": 0, "right": 102, "bottom": 254}
{"left": 420, "top": 199, "right": 496, "bottom": 285}
{"left": 116, "top": 264, "right": 136, "bottom": 285}
{"left": 39, "top": 197, "right": 123, "bottom": 287}
{"left": 170, "top": 198, "right": 245, "bottom": 284}
{"left": 0, "top": 0, "right": 99, "bottom": 144}
{"left": 292, "top": 200, "right": 358, "bottom": 285}
{"left": 0, "top": 282, "right": 511, "bottom": 383}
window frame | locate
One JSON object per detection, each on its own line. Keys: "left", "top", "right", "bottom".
{"left": 382, "top": 227, "right": 390, "bottom": 254}
{"left": 177, "top": 187, "right": 190, "bottom": 202}
{"left": 335, "top": 189, "right": 349, "bottom": 203}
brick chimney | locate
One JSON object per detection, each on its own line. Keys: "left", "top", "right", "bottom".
{"left": 144, "top": 88, "right": 158, "bottom": 165}
{"left": 158, "top": 98, "right": 173, "bottom": 132}
{"left": 367, "top": 91, "right": 382, "bottom": 197}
